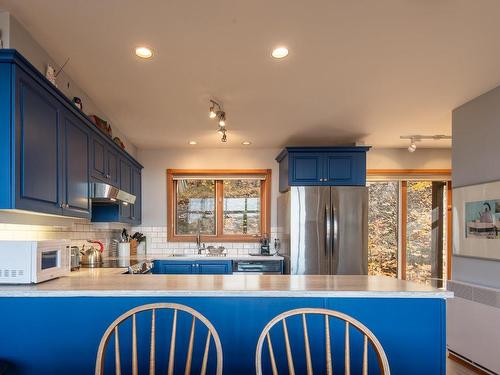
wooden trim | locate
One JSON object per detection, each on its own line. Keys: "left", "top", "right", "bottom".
{"left": 400, "top": 181, "right": 408, "bottom": 280}
{"left": 167, "top": 168, "right": 270, "bottom": 176}
{"left": 447, "top": 181, "right": 453, "bottom": 280}
{"left": 216, "top": 180, "right": 224, "bottom": 237}
{"left": 368, "top": 169, "right": 451, "bottom": 176}
{"left": 167, "top": 169, "right": 271, "bottom": 242}
{"left": 448, "top": 352, "right": 492, "bottom": 375}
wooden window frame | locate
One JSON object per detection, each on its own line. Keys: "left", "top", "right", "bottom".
{"left": 367, "top": 169, "right": 452, "bottom": 281}
{"left": 167, "top": 169, "right": 271, "bottom": 242}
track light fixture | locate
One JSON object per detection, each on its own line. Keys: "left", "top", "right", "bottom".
{"left": 400, "top": 134, "right": 451, "bottom": 152}
{"left": 209, "top": 100, "right": 228, "bottom": 142}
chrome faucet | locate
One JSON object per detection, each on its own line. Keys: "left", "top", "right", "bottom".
{"left": 196, "top": 219, "right": 205, "bottom": 255}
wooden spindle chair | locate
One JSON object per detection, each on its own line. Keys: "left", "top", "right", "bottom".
{"left": 95, "top": 303, "right": 223, "bottom": 375}
{"left": 255, "top": 308, "right": 390, "bottom": 375}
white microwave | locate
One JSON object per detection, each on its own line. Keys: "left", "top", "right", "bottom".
{"left": 0, "top": 240, "right": 70, "bottom": 284}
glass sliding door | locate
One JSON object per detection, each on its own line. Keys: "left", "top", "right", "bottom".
{"left": 367, "top": 181, "right": 399, "bottom": 277}
{"left": 367, "top": 176, "right": 451, "bottom": 285}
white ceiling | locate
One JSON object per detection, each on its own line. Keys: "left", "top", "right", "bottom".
{"left": 2, "top": 0, "right": 500, "bottom": 149}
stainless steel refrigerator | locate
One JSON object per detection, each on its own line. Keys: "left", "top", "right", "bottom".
{"left": 277, "top": 186, "right": 368, "bottom": 275}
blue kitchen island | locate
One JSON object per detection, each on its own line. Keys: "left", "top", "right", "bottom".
{"left": 0, "top": 269, "right": 451, "bottom": 375}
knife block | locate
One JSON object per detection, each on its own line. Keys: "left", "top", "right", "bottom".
{"left": 129, "top": 239, "right": 138, "bottom": 256}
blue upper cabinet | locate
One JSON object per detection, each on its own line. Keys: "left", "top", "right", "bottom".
{"left": 276, "top": 147, "right": 370, "bottom": 192}
{"left": 90, "top": 135, "right": 120, "bottom": 187}
{"left": 0, "top": 49, "right": 142, "bottom": 221}
{"left": 289, "top": 153, "right": 323, "bottom": 185}
{"left": 14, "top": 66, "right": 63, "bottom": 215}
{"left": 119, "top": 159, "right": 132, "bottom": 222}
{"left": 131, "top": 167, "right": 142, "bottom": 225}
{"left": 62, "top": 109, "right": 91, "bottom": 218}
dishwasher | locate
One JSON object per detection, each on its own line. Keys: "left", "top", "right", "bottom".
{"left": 232, "top": 259, "right": 283, "bottom": 274}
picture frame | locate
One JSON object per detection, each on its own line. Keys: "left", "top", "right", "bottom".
{"left": 453, "top": 180, "right": 500, "bottom": 261}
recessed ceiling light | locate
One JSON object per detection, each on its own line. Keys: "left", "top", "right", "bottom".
{"left": 271, "top": 46, "right": 289, "bottom": 59}
{"left": 135, "top": 46, "right": 153, "bottom": 59}
{"left": 188, "top": 140, "right": 197, "bottom": 145}
{"left": 241, "top": 141, "right": 252, "bottom": 145}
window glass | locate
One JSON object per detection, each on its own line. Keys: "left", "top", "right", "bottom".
{"left": 223, "top": 180, "right": 261, "bottom": 235}
{"left": 367, "top": 181, "right": 399, "bottom": 277}
{"left": 175, "top": 179, "right": 215, "bottom": 235}
{"left": 406, "top": 181, "right": 433, "bottom": 284}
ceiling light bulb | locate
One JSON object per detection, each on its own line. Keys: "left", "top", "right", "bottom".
{"left": 218, "top": 119, "right": 225, "bottom": 127}
{"left": 408, "top": 142, "right": 417, "bottom": 152}
{"left": 209, "top": 107, "right": 216, "bottom": 119}
{"left": 242, "top": 141, "right": 252, "bottom": 145}
{"left": 188, "top": 140, "right": 197, "bottom": 145}
{"left": 135, "top": 46, "right": 153, "bottom": 59}
{"left": 272, "top": 46, "right": 289, "bottom": 59}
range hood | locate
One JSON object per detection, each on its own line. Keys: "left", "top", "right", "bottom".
{"left": 91, "top": 183, "right": 136, "bottom": 205}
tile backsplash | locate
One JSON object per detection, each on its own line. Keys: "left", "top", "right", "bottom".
{"left": 132, "top": 226, "right": 279, "bottom": 256}
{"left": 0, "top": 221, "right": 278, "bottom": 257}
{"left": 0, "top": 222, "right": 122, "bottom": 256}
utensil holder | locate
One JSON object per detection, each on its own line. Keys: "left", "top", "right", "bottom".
{"left": 118, "top": 242, "right": 130, "bottom": 258}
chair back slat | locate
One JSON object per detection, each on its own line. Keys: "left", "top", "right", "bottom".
{"left": 362, "top": 335, "right": 368, "bottom": 375}
{"left": 255, "top": 308, "right": 390, "bottom": 375}
{"left": 325, "top": 316, "right": 333, "bottom": 375}
{"left": 200, "top": 331, "right": 211, "bottom": 375}
{"left": 114, "top": 327, "right": 121, "bottom": 375}
{"left": 132, "top": 314, "right": 138, "bottom": 375}
{"left": 95, "top": 303, "right": 223, "bottom": 375}
{"left": 149, "top": 309, "right": 156, "bottom": 375}
{"left": 344, "top": 321, "right": 350, "bottom": 375}
{"left": 302, "top": 314, "right": 313, "bottom": 375}
{"left": 282, "top": 318, "right": 295, "bottom": 375}
{"left": 266, "top": 334, "right": 278, "bottom": 375}
{"left": 168, "top": 309, "right": 178, "bottom": 375}
{"left": 184, "top": 316, "right": 196, "bottom": 375}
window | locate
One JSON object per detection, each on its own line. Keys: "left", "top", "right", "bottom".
{"left": 167, "top": 169, "right": 271, "bottom": 242}
{"left": 367, "top": 170, "right": 452, "bottom": 286}
{"left": 367, "top": 181, "right": 399, "bottom": 278}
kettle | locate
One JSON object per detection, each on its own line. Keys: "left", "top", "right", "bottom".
{"left": 80, "top": 243, "right": 103, "bottom": 267}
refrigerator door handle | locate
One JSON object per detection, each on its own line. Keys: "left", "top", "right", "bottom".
{"left": 331, "top": 200, "right": 337, "bottom": 267}
{"left": 325, "top": 204, "right": 331, "bottom": 257}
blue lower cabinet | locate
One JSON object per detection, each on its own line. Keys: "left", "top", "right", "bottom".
{"left": 198, "top": 261, "right": 232, "bottom": 274}
{"left": 153, "top": 260, "right": 233, "bottom": 275}
{"left": 153, "top": 261, "right": 195, "bottom": 274}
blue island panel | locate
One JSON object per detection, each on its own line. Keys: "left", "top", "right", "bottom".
{"left": 0, "top": 297, "right": 445, "bottom": 374}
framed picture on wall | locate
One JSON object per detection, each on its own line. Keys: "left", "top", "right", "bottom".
{"left": 453, "top": 180, "right": 500, "bottom": 260}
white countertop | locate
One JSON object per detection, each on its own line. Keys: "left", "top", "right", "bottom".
{"left": 0, "top": 268, "right": 453, "bottom": 298}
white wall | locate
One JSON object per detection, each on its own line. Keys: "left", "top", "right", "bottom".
{"left": 138, "top": 147, "right": 452, "bottom": 228}
{"left": 447, "top": 83, "right": 500, "bottom": 372}
{"left": 0, "top": 12, "right": 137, "bottom": 157}
{"left": 367, "top": 147, "right": 451, "bottom": 169}
{"left": 138, "top": 148, "right": 281, "bottom": 228}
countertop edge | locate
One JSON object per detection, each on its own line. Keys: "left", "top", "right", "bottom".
{"left": 0, "top": 290, "right": 454, "bottom": 298}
